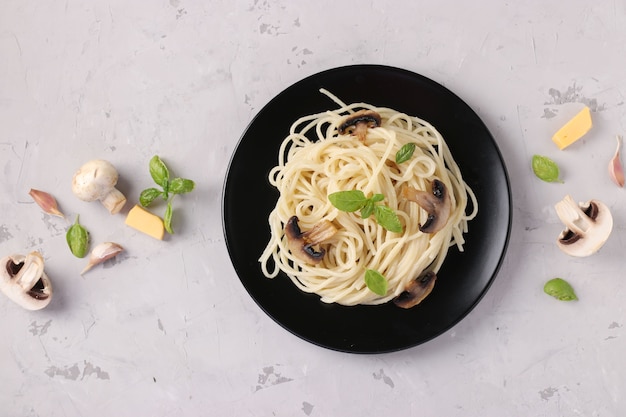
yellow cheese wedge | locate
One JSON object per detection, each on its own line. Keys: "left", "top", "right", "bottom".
{"left": 552, "top": 106, "right": 592, "bottom": 150}
{"left": 125, "top": 205, "right": 165, "bottom": 240}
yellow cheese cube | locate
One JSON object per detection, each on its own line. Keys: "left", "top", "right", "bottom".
{"left": 552, "top": 106, "right": 592, "bottom": 150}
{"left": 125, "top": 205, "right": 165, "bottom": 240}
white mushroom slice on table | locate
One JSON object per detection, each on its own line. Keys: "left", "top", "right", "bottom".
{"left": 0, "top": 252, "right": 52, "bottom": 310}
{"left": 72, "top": 160, "right": 127, "bottom": 214}
{"left": 554, "top": 195, "right": 613, "bottom": 257}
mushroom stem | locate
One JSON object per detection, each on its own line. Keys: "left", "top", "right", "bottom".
{"left": 101, "top": 188, "right": 127, "bottom": 215}
{"left": 14, "top": 252, "right": 45, "bottom": 290}
{"left": 554, "top": 195, "right": 592, "bottom": 236}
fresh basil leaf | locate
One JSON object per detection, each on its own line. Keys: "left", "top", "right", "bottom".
{"left": 395, "top": 142, "right": 416, "bottom": 164}
{"left": 66, "top": 215, "right": 89, "bottom": 258}
{"left": 374, "top": 205, "right": 402, "bottom": 233}
{"left": 532, "top": 155, "right": 562, "bottom": 183}
{"left": 164, "top": 201, "right": 173, "bottom": 234}
{"left": 139, "top": 188, "right": 162, "bottom": 207}
{"left": 170, "top": 178, "right": 196, "bottom": 195}
{"left": 365, "top": 269, "right": 388, "bottom": 296}
{"left": 149, "top": 155, "right": 170, "bottom": 189}
{"left": 361, "top": 200, "right": 375, "bottom": 219}
{"left": 370, "top": 193, "right": 384, "bottom": 203}
{"left": 328, "top": 190, "right": 367, "bottom": 212}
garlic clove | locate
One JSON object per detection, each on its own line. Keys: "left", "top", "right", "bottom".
{"left": 81, "top": 242, "right": 124, "bottom": 274}
{"left": 29, "top": 189, "right": 65, "bottom": 218}
{"left": 608, "top": 135, "right": 625, "bottom": 187}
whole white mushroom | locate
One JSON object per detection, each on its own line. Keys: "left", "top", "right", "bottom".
{"left": 72, "top": 160, "right": 127, "bottom": 214}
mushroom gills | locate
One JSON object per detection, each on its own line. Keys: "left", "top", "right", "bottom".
{"left": 401, "top": 179, "right": 452, "bottom": 233}
{"left": 27, "top": 276, "right": 49, "bottom": 300}
{"left": 338, "top": 110, "right": 382, "bottom": 142}
{"left": 393, "top": 271, "right": 437, "bottom": 309}
{"left": 0, "top": 252, "right": 53, "bottom": 310}
{"left": 285, "top": 216, "right": 338, "bottom": 264}
{"left": 555, "top": 195, "right": 613, "bottom": 257}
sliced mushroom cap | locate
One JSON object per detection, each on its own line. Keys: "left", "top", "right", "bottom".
{"left": 285, "top": 216, "right": 338, "bottom": 264}
{"left": 555, "top": 195, "right": 613, "bottom": 257}
{"left": 0, "top": 252, "right": 52, "bottom": 310}
{"left": 393, "top": 271, "right": 437, "bottom": 309}
{"left": 338, "top": 109, "right": 382, "bottom": 142}
{"left": 401, "top": 179, "right": 452, "bottom": 233}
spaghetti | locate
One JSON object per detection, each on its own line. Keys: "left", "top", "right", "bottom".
{"left": 258, "top": 90, "right": 477, "bottom": 307}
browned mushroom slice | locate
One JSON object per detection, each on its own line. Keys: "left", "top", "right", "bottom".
{"left": 338, "top": 109, "right": 382, "bottom": 142}
{"left": 401, "top": 179, "right": 452, "bottom": 233}
{"left": 393, "top": 271, "right": 437, "bottom": 309}
{"left": 285, "top": 216, "right": 338, "bottom": 264}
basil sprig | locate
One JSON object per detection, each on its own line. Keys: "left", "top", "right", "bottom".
{"left": 139, "top": 155, "right": 195, "bottom": 234}
{"left": 328, "top": 190, "right": 402, "bottom": 233}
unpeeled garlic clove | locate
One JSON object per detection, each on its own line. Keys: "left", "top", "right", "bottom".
{"left": 29, "top": 189, "right": 65, "bottom": 218}
{"left": 81, "top": 242, "right": 124, "bottom": 274}
{"left": 608, "top": 135, "right": 625, "bottom": 187}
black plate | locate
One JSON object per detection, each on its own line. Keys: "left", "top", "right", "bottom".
{"left": 222, "top": 65, "right": 511, "bottom": 354}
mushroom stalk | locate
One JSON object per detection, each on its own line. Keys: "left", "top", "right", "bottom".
{"left": 555, "top": 195, "right": 593, "bottom": 236}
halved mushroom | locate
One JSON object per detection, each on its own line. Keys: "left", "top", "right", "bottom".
{"left": 393, "top": 271, "right": 437, "bottom": 309}
{"left": 285, "top": 216, "right": 338, "bottom": 264}
{"left": 401, "top": 179, "right": 452, "bottom": 233}
{"left": 555, "top": 195, "right": 613, "bottom": 257}
{"left": 338, "top": 109, "right": 382, "bottom": 142}
{"left": 0, "top": 252, "right": 52, "bottom": 310}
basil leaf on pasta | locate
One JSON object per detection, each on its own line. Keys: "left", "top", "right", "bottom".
{"left": 328, "top": 190, "right": 367, "bottom": 212}
{"left": 395, "top": 142, "right": 416, "bottom": 164}
{"left": 365, "top": 269, "right": 388, "bottom": 296}
{"left": 374, "top": 205, "right": 402, "bottom": 233}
